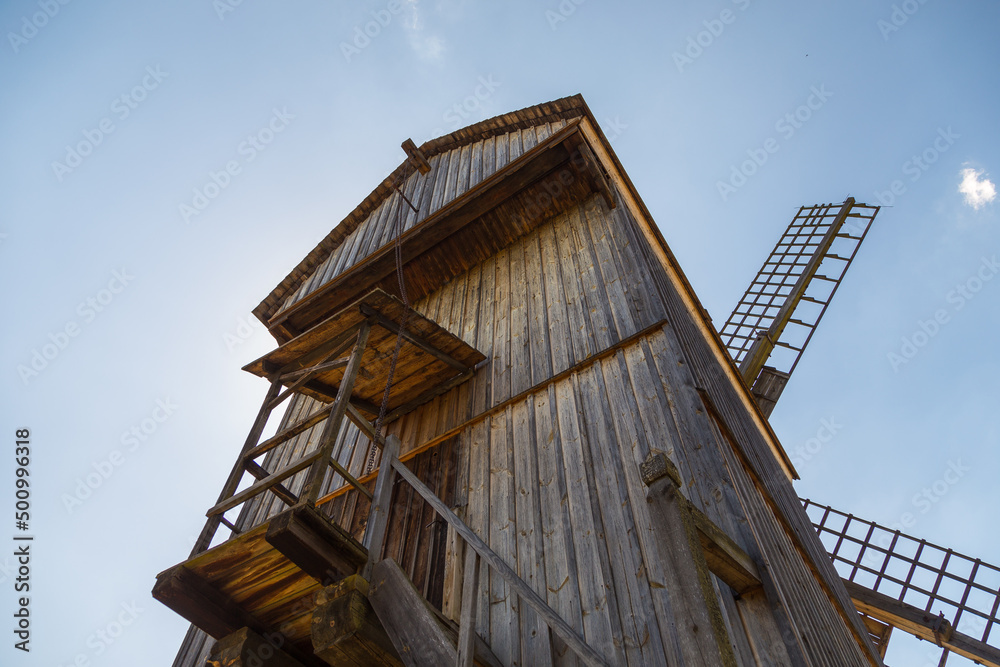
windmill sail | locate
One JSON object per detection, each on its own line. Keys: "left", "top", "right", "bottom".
{"left": 719, "top": 198, "right": 880, "bottom": 416}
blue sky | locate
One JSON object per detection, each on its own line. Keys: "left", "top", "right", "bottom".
{"left": 1, "top": 1, "right": 997, "bottom": 665}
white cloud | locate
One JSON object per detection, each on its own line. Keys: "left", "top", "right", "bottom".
{"left": 402, "top": 3, "right": 446, "bottom": 61}
{"left": 958, "top": 167, "right": 996, "bottom": 210}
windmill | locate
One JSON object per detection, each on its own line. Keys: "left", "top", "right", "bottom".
{"left": 719, "top": 200, "right": 1000, "bottom": 665}
{"left": 153, "top": 96, "right": 999, "bottom": 667}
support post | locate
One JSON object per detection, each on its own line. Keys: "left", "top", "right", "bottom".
{"left": 456, "top": 547, "right": 481, "bottom": 667}
{"left": 362, "top": 434, "right": 401, "bottom": 579}
{"left": 640, "top": 452, "right": 738, "bottom": 667}
{"left": 192, "top": 377, "right": 283, "bottom": 556}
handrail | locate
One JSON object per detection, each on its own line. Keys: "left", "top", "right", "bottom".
{"left": 386, "top": 454, "right": 609, "bottom": 667}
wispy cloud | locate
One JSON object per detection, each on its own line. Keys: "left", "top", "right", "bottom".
{"left": 958, "top": 167, "right": 996, "bottom": 210}
{"left": 403, "top": 3, "right": 445, "bottom": 61}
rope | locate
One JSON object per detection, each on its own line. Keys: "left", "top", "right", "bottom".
{"left": 366, "top": 169, "right": 419, "bottom": 474}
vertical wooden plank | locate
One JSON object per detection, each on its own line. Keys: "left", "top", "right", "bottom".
{"left": 605, "top": 203, "right": 667, "bottom": 327}
{"left": 494, "top": 131, "right": 509, "bottom": 174}
{"left": 581, "top": 198, "right": 637, "bottom": 340}
{"left": 538, "top": 222, "right": 571, "bottom": 377}
{"left": 512, "top": 397, "right": 552, "bottom": 666}
{"left": 468, "top": 419, "right": 492, "bottom": 644}
{"left": 523, "top": 230, "right": 553, "bottom": 387}
{"left": 553, "top": 377, "right": 618, "bottom": 663}
{"left": 533, "top": 385, "right": 583, "bottom": 667}
{"left": 577, "top": 362, "right": 666, "bottom": 666}
{"left": 568, "top": 205, "right": 616, "bottom": 352}
{"left": 455, "top": 143, "right": 473, "bottom": 200}
{"left": 599, "top": 350, "right": 690, "bottom": 665}
{"left": 488, "top": 408, "right": 518, "bottom": 665}
{"left": 492, "top": 246, "right": 512, "bottom": 405}
{"left": 481, "top": 135, "right": 497, "bottom": 181}
{"left": 428, "top": 149, "right": 453, "bottom": 216}
{"left": 553, "top": 211, "right": 593, "bottom": 364}
{"left": 469, "top": 139, "right": 485, "bottom": 189}
{"left": 509, "top": 238, "right": 531, "bottom": 397}
{"left": 567, "top": 372, "right": 631, "bottom": 666}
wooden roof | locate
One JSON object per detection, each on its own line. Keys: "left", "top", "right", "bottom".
{"left": 265, "top": 122, "right": 614, "bottom": 340}
{"left": 244, "top": 289, "right": 485, "bottom": 418}
{"left": 253, "top": 94, "right": 593, "bottom": 331}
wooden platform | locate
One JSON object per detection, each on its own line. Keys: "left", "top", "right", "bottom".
{"left": 243, "top": 289, "right": 485, "bottom": 418}
{"left": 153, "top": 505, "right": 367, "bottom": 667}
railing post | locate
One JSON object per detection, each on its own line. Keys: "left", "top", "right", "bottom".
{"left": 362, "top": 434, "right": 401, "bottom": 580}
{"left": 456, "top": 546, "right": 480, "bottom": 666}
{"left": 191, "top": 376, "right": 283, "bottom": 557}
{"left": 299, "top": 321, "right": 372, "bottom": 506}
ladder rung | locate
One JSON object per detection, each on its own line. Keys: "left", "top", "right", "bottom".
{"left": 800, "top": 296, "right": 828, "bottom": 305}
{"left": 788, "top": 318, "right": 815, "bottom": 328}
{"left": 813, "top": 274, "right": 837, "bottom": 282}
{"left": 774, "top": 341, "right": 802, "bottom": 351}
{"left": 823, "top": 254, "right": 850, "bottom": 261}
{"left": 836, "top": 233, "right": 863, "bottom": 240}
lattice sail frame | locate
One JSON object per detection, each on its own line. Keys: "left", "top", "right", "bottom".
{"left": 720, "top": 200, "right": 880, "bottom": 381}
{"left": 804, "top": 499, "right": 1000, "bottom": 662}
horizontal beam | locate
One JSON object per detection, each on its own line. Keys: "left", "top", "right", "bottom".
{"left": 689, "top": 506, "right": 761, "bottom": 595}
{"left": 244, "top": 460, "right": 299, "bottom": 507}
{"left": 360, "top": 305, "right": 471, "bottom": 373}
{"left": 328, "top": 457, "right": 373, "bottom": 500}
{"left": 208, "top": 451, "right": 321, "bottom": 517}
{"left": 279, "top": 356, "right": 350, "bottom": 381}
{"left": 265, "top": 504, "right": 368, "bottom": 584}
{"left": 845, "top": 580, "right": 1000, "bottom": 667}
{"left": 243, "top": 406, "right": 331, "bottom": 463}
{"left": 152, "top": 565, "right": 260, "bottom": 640}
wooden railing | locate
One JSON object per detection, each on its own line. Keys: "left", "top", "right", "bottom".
{"left": 364, "top": 433, "right": 609, "bottom": 667}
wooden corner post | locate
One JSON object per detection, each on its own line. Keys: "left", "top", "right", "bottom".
{"left": 641, "top": 451, "right": 738, "bottom": 667}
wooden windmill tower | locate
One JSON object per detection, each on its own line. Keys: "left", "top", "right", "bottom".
{"left": 153, "top": 95, "right": 997, "bottom": 666}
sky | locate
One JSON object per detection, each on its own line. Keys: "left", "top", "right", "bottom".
{"left": 1, "top": 1, "right": 997, "bottom": 665}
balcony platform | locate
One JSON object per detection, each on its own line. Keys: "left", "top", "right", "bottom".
{"left": 153, "top": 504, "right": 367, "bottom": 666}
{"left": 243, "top": 288, "right": 485, "bottom": 420}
